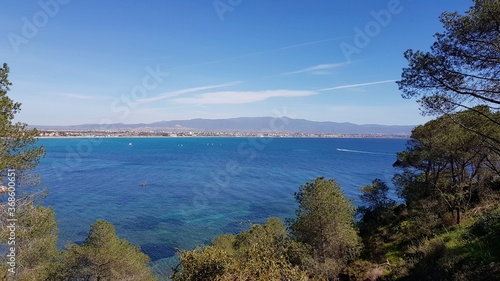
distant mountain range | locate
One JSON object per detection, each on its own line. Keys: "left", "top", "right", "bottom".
{"left": 34, "top": 117, "right": 415, "bottom": 135}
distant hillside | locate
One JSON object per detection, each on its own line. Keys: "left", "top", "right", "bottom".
{"left": 34, "top": 117, "right": 415, "bottom": 135}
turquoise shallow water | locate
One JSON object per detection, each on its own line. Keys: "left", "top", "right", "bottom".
{"left": 35, "top": 137, "right": 406, "bottom": 278}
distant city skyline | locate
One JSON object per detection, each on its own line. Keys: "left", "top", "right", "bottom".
{"left": 0, "top": 1, "right": 472, "bottom": 126}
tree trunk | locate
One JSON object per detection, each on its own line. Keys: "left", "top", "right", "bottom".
{"left": 456, "top": 207, "right": 461, "bottom": 225}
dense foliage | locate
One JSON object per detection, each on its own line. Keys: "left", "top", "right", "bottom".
{"left": 394, "top": 106, "right": 500, "bottom": 225}
{"left": 172, "top": 218, "right": 308, "bottom": 281}
{"left": 52, "top": 220, "right": 156, "bottom": 281}
{"left": 354, "top": 108, "right": 500, "bottom": 280}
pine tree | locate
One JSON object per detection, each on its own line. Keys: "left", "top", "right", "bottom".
{"left": 290, "top": 177, "right": 361, "bottom": 278}
{"left": 0, "top": 63, "right": 58, "bottom": 281}
{"left": 56, "top": 220, "right": 157, "bottom": 281}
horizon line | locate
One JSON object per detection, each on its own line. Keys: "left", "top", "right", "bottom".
{"left": 28, "top": 116, "right": 418, "bottom": 128}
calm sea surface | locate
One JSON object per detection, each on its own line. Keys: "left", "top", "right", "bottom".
{"left": 35, "top": 137, "right": 407, "bottom": 277}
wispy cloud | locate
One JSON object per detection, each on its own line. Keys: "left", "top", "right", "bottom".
{"left": 281, "top": 62, "right": 348, "bottom": 76}
{"left": 137, "top": 81, "right": 240, "bottom": 104}
{"left": 318, "top": 80, "right": 396, "bottom": 91}
{"left": 173, "top": 90, "right": 317, "bottom": 105}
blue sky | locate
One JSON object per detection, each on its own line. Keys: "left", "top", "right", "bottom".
{"left": 0, "top": 0, "right": 472, "bottom": 126}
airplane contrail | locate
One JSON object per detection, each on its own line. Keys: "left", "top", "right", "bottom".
{"left": 318, "top": 80, "right": 397, "bottom": 92}
{"left": 166, "top": 36, "right": 350, "bottom": 71}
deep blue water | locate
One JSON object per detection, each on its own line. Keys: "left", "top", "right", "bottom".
{"left": 35, "top": 137, "right": 406, "bottom": 278}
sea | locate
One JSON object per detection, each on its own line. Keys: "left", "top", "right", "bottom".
{"left": 34, "top": 137, "right": 407, "bottom": 278}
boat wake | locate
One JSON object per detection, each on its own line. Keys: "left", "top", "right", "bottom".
{"left": 336, "top": 148, "right": 393, "bottom": 156}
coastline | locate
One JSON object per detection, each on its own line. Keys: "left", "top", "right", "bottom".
{"left": 38, "top": 134, "right": 410, "bottom": 139}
